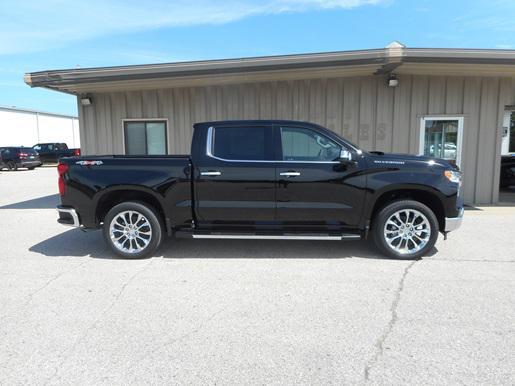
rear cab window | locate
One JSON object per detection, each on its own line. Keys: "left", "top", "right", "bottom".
{"left": 15, "top": 148, "right": 38, "bottom": 155}
{"left": 24, "top": 148, "right": 38, "bottom": 155}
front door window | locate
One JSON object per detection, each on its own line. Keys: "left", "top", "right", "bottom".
{"left": 420, "top": 117, "right": 463, "bottom": 166}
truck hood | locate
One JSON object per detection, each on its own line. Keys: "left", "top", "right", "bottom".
{"left": 367, "top": 151, "right": 456, "bottom": 169}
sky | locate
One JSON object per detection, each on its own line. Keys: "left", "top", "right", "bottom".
{"left": 0, "top": 0, "right": 514, "bottom": 116}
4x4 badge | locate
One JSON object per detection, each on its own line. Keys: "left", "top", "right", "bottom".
{"left": 76, "top": 160, "right": 103, "bottom": 166}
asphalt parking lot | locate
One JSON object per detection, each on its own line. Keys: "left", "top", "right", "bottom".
{"left": 0, "top": 167, "right": 514, "bottom": 385}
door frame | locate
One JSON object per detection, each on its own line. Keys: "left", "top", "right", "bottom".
{"left": 501, "top": 110, "right": 514, "bottom": 155}
{"left": 419, "top": 116, "right": 464, "bottom": 167}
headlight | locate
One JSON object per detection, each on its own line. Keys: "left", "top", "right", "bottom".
{"left": 444, "top": 170, "right": 462, "bottom": 184}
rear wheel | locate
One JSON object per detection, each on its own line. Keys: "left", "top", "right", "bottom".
{"left": 372, "top": 200, "right": 438, "bottom": 259}
{"left": 103, "top": 201, "right": 163, "bottom": 259}
{"left": 28, "top": 166, "right": 36, "bottom": 170}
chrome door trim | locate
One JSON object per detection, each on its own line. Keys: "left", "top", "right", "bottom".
{"left": 200, "top": 171, "right": 222, "bottom": 176}
{"left": 279, "top": 171, "right": 301, "bottom": 177}
{"left": 206, "top": 126, "right": 340, "bottom": 164}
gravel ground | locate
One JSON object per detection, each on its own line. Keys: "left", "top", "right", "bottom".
{"left": 0, "top": 167, "right": 514, "bottom": 385}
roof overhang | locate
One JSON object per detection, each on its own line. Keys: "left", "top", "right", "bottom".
{"left": 24, "top": 46, "right": 515, "bottom": 94}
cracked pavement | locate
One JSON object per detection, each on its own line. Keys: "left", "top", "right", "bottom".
{"left": 1, "top": 167, "right": 514, "bottom": 385}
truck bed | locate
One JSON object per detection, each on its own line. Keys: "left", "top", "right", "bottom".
{"left": 59, "top": 155, "right": 193, "bottom": 229}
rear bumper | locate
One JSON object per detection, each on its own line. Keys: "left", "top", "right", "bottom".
{"left": 57, "top": 205, "right": 80, "bottom": 227}
{"left": 19, "top": 160, "right": 42, "bottom": 167}
{"left": 444, "top": 207, "right": 464, "bottom": 232}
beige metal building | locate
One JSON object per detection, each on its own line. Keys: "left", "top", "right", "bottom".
{"left": 25, "top": 43, "right": 515, "bottom": 204}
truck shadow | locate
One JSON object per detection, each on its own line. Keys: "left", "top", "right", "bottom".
{"left": 0, "top": 194, "right": 59, "bottom": 209}
{"left": 30, "top": 228, "right": 429, "bottom": 260}
{"left": 30, "top": 229, "right": 111, "bottom": 259}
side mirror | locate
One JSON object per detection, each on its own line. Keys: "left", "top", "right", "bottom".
{"left": 339, "top": 149, "right": 354, "bottom": 163}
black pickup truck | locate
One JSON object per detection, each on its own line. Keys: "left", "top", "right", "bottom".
{"left": 32, "top": 143, "right": 81, "bottom": 163}
{"left": 56, "top": 120, "right": 463, "bottom": 259}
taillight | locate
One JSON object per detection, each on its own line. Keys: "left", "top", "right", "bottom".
{"left": 18, "top": 152, "right": 28, "bottom": 158}
{"left": 74, "top": 149, "right": 81, "bottom": 156}
{"left": 57, "top": 162, "right": 69, "bottom": 196}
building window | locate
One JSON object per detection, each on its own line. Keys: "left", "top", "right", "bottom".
{"left": 124, "top": 121, "right": 167, "bottom": 155}
{"left": 419, "top": 117, "right": 464, "bottom": 167}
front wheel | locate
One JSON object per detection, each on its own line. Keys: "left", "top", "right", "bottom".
{"left": 372, "top": 200, "right": 438, "bottom": 259}
{"left": 103, "top": 201, "right": 163, "bottom": 259}
{"left": 7, "top": 161, "right": 17, "bottom": 171}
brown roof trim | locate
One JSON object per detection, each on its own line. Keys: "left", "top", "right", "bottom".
{"left": 24, "top": 46, "right": 515, "bottom": 92}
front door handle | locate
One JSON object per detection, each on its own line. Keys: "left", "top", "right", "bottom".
{"left": 279, "top": 171, "right": 301, "bottom": 177}
{"left": 200, "top": 171, "right": 222, "bottom": 176}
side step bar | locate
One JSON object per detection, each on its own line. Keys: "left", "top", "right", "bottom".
{"left": 182, "top": 233, "right": 361, "bottom": 241}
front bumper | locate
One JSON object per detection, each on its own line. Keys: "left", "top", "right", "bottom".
{"left": 57, "top": 205, "right": 80, "bottom": 227}
{"left": 444, "top": 207, "right": 464, "bottom": 232}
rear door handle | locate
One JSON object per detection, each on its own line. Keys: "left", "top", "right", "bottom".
{"left": 200, "top": 171, "right": 222, "bottom": 176}
{"left": 279, "top": 171, "right": 301, "bottom": 177}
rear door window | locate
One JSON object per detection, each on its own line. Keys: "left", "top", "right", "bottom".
{"left": 213, "top": 126, "right": 273, "bottom": 161}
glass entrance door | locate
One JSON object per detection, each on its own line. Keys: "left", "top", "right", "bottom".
{"left": 501, "top": 111, "right": 515, "bottom": 155}
{"left": 419, "top": 117, "right": 464, "bottom": 166}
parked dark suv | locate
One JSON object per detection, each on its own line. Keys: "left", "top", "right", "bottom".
{"left": 0, "top": 147, "right": 42, "bottom": 170}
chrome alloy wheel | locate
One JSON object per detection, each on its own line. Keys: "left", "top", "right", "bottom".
{"left": 109, "top": 210, "right": 152, "bottom": 254}
{"left": 383, "top": 209, "right": 431, "bottom": 255}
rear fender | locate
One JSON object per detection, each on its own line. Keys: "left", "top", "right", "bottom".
{"left": 94, "top": 185, "right": 169, "bottom": 230}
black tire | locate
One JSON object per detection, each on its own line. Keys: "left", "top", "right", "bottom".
{"left": 372, "top": 200, "right": 439, "bottom": 259}
{"left": 7, "top": 161, "right": 17, "bottom": 171}
{"left": 28, "top": 166, "right": 36, "bottom": 170}
{"left": 103, "top": 201, "right": 163, "bottom": 259}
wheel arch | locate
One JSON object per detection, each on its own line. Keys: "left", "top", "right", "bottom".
{"left": 94, "top": 186, "right": 168, "bottom": 231}
{"left": 367, "top": 186, "right": 446, "bottom": 231}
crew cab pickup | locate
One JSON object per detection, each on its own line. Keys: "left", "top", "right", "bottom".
{"left": 56, "top": 120, "right": 463, "bottom": 259}
{"left": 32, "top": 143, "right": 80, "bottom": 163}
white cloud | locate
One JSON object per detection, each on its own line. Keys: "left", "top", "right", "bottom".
{"left": 0, "top": 0, "right": 386, "bottom": 55}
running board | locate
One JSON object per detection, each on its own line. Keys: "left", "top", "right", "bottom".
{"left": 189, "top": 234, "right": 361, "bottom": 241}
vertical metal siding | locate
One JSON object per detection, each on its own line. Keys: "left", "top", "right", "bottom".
{"left": 79, "top": 74, "right": 514, "bottom": 204}
{"left": 462, "top": 77, "right": 482, "bottom": 203}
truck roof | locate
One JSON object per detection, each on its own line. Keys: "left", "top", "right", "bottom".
{"left": 193, "top": 120, "right": 325, "bottom": 129}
